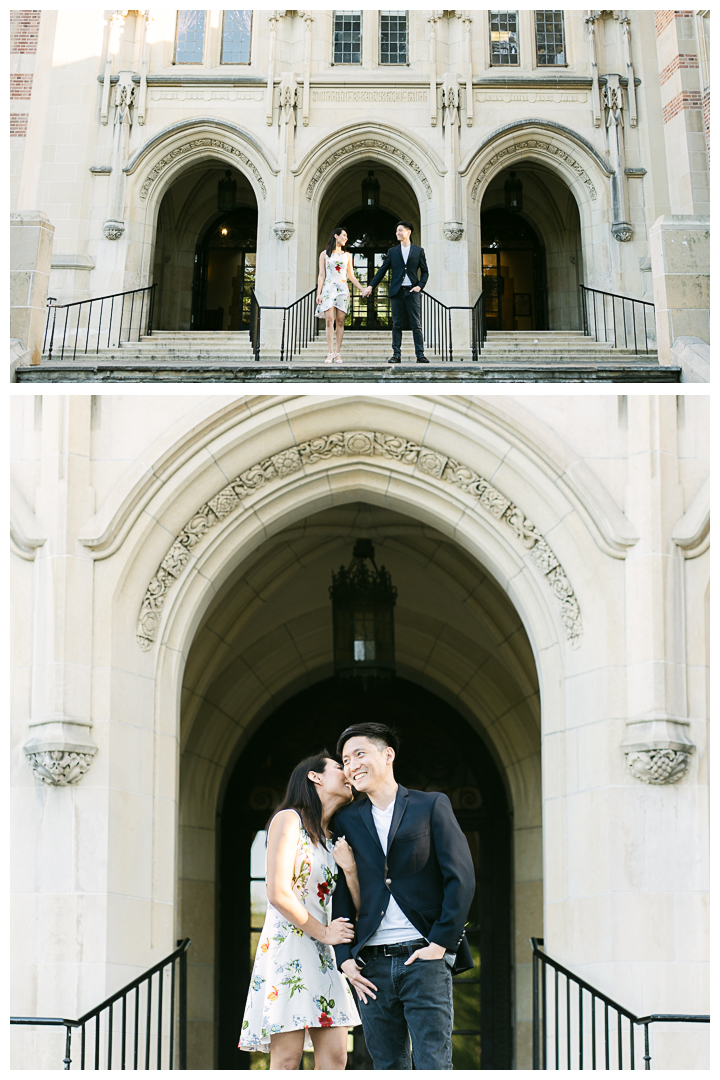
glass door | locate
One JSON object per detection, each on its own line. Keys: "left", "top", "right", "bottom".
{"left": 482, "top": 252, "right": 502, "bottom": 331}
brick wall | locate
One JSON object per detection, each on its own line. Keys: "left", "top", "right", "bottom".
{"left": 654, "top": 10, "right": 693, "bottom": 36}
{"left": 10, "top": 11, "right": 41, "bottom": 139}
{"left": 10, "top": 73, "right": 34, "bottom": 99}
{"left": 659, "top": 53, "right": 699, "bottom": 85}
{"left": 10, "top": 114, "right": 29, "bottom": 136}
{"left": 703, "top": 89, "right": 710, "bottom": 162}
{"left": 662, "top": 89, "right": 703, "bottom": 123}
{"left": 10, "top": 10, "right": 41, "bottom": 53}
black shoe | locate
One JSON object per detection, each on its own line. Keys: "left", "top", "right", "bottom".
{"left": 387, "top": 355, "right": 401, "bottom": 364}
{"left": 416, "top": 356, "right": 429, "bottom": 363}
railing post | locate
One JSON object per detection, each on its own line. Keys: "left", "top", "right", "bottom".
{"left": 179, "top": 942, "right": 188, "bottom": 1070}
{"left": 63, "top": 1024, "right": 73, "bottom": 1070}
{"left": 643, "top": 1022, "right": 651, "bottom": 1069}
{"left": 532, "top": 949, "right": 540, "bottom": 1069}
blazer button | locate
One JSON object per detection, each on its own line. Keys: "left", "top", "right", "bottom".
{"left": 385, "top": 878, "right": 392, "bottom": 885}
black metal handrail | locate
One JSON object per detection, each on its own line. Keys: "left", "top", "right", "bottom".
{"left": 250, "top": 288, "right": 484, "bottom": 363}
{"left": 250, "top": 287, "right": 318, "bottom": 362}
{"left": 11, "top": 938, "right": 190, "bottom": 1070}
{"left": 43, "top": 284, "right": 157, "bottom": 362}
{"left": 531, "top": 938, "right": 708, "bottom": 1070}
{"left": 580, "top": 285, "right": 655, "bottom": 355}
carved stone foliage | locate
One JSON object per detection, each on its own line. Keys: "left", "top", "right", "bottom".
{"left": 611, "top": 222, "right": 634, "bottom": 242}
{"left": 139, "top": 139, "right": 267, "bottom": 200}
{"left": 443, "top": 222, "right": 465, "bottom": 241}
{"left": 273, "top": 222, "right": 295, "bottom": 240}
{"left": 25, "top": 749, "right": 97, "bottom": 786}
{"left": 136, "top": 431, "right": 583, "bottom": 651}
{"left": 471, "top": 140, "right": 598, "bottom": 202}
{"left": 306, "top": 141, "right": 432, "bottom": 200}
{"left": 103, "top": 219, "right": 125, "bottom": 241}
{"left": 625, "top": 749, "right": 692, "bottom": 785}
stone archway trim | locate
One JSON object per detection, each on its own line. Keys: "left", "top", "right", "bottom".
{"left": 461, "top": 118, "right": 614, "bottom": 179}
{"left": 138, "top": 137, "right": 267, "bottom": 200}
{"left": 470, "top": 138, "right": 598, "bottom": 203}
{"left": 124, "top": 116, "right": 279, "bottom": 176}
{"left": 135, "top": 430, "right": 583, "bottom": 652}
{"left": 305, "top": 140, "right": 434, "bottom": 201}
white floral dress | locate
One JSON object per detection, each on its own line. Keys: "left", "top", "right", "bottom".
{"left": 315, "top": 251, "right": 352, "bottom": 315}
{"left": 239, "top": 810, "right": 361, "bottom": 1053}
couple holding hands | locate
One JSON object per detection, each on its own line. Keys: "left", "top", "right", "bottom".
{"left": 239, "top": 722, "right": 475, "bottom": 1071}
{"left": 315, "top": 222, "right": 430, "bottom": 365}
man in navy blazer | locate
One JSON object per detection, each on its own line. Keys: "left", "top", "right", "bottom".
{"left": 362, "top": 221, "right": 430, "bottom": 363}
{"left": 332, "top": 722, "right": 475, "bottom": 1070}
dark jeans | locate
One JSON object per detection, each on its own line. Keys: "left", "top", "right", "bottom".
{"left": 356, "top": 952, "right": 454, "bottom": 1070}
{"left": 390, "top": 288, "right": 425, "bottom": 358}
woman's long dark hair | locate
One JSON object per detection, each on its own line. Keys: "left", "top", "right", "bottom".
{"left": 325, "top": 227, "right": 347, "bottom": 257}
{"left": 268, "top": 751, "right": 332, "bottom": 849}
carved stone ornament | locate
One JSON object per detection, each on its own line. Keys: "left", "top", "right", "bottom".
{"left": 26, "top": 749, "right": 97, "bottom": 786}
{"left": 306, "top": 141, "right": 432, "bottom": 200}
{"left": 625, "top": 749, "right": 692, "bottom": 785}
{"left": 139, "top": 139, "right": 267, "bottom": 200}
{"left": 612, "top": 221, "right": 634, "bottom": 242}
{"left": 471, "top": 140, "right": 597, "bottom": 202}
{"left": 23, "top": 721, "right": 98, "bottom": 786}
{"left": 273, "top": 221, "right": 295, "bottom": 240}
{"left": 443, "top": 222, "right": 465, "bottom": 241}
{"left": 136, "top": 430, "right": 583, "bottom": 651}
{"left": 103, "top": 219, "right": 125, "bottom": 240}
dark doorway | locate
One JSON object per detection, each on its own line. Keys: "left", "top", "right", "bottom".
{"left": 481, "top": 208, "right": 547, "bottom": 331}
{"left": 217, "top": 677, "right": 513, "bottom": 1070}
{"left": 191, "top": 206, "right": 257, "bottom": 331}
{"left": 341, "top": 206, "right": 402, "bottom": 330}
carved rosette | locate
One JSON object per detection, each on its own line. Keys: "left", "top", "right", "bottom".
{"left": 103, "top": 219, "right": 125, "bottom": 241}
{"left": 625, "top": 749, "right": 692, "bottom": 785}
{"left": 273, "top": 222, "right": 295, "bottom": 240}
{"left": 136, "top": 430, "right": 583, "bottom": 652}
{"left": 611, "top": 222, "right": 634, "bottom": 242}
{"left": 443, "top": 222, "right": 465, "bottom": 241}
{"left": 25, "top": 749, "right": 97, "bottom": 786}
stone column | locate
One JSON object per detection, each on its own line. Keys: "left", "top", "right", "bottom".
{"left": 10, "top": 210, "right": 55, "bottom": 365}
{"left": 649, "top": 215, "right": 709, "bottom": 361}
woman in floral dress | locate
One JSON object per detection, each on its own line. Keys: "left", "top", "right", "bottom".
{"left": 239, "top": 752, "right": 362, "bottom": 1069}
{"left": 316, "top": 227, "right": 366, "bottom": 365}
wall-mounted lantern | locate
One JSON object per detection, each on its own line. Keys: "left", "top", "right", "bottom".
{"left": 217, "top": 169, "right": 237, "bottom": 211}
{"left": 330, "top": 539, "right": 397, "bottom": 683}
{"left": 504, "top": 170, "right": 523, "bottom": 211}
{"left": 361, "top": 170, "right": 381, "bottom": 208}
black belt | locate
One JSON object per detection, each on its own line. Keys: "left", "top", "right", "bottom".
{"left": 359, "top": 938, "right": 427, "bottom": 961}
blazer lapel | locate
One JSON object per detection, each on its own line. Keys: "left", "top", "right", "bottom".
{"left": 359, "top": 796, "right": 384, "bottom": 855}
{"left": 387, "top": 785, "right": 409, "bottom": 851}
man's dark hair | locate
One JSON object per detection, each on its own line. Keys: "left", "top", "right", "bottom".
{"left": 337, "top": 722, "right": 400, "bottom": 758}
{"left": 396, "top": 221, "right": 413, "bottom": 234}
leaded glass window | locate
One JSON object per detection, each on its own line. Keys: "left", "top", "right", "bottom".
{"left": 489, "top": 11, "right": 519, "bottom": 66}
{"left": 535, "top": 10, "right": 566, "bottom": 65}
{"left": 175, "top": 10, "right": 206, "bottom": 64}
{"left": 380, "top": 11, "right": 407, "bottom": 65}
{"left": 222, "top": 10, "right": 252, "bottom": 64}
{"left": 334, "top": 11, "right": 362, "bottom": 64}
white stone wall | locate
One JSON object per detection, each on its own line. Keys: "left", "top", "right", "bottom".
{"left": 11, "top": 9, "right": 709, "bottom": 327}
{"left": 10, "top": 393, "right": 709, "bottom": 1069}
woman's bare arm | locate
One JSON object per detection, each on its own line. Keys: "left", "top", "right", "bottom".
{"left": 346, "top": 257, "right": 364, "bottom": 293}
{"left": 316, "top": 252, "right": 326, "bottom": 302}
{"left": 333, "top": 837, "right": 361, "bottom": 913}
{"left": 265, "top": 811, "right": 353, "bottom": 946}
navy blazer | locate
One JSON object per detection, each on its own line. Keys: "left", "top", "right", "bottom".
{"left": 332, "top": 785, "right": 475, "bottom": 975}
{"left": 369, "top": 244, "right": 429, "bottom": 297}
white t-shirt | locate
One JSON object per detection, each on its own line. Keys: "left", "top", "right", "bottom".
{"left": 400, "top": 242, "right": 412, "bottom": 287}
{"left": 365, "top": 799, "right": 422, "bottom": 946}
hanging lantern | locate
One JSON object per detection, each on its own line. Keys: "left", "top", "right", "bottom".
{"left": 217, "top": 169, "right": 237, "bottom": 211}
{"left": 504, "top": 170, "right": 523, "bottom": 211}
{"left": 361, "top": 170, "right": 381, "bottom": 208}
{"left": 330, "top": 539, "right": 397, "bottom": 683}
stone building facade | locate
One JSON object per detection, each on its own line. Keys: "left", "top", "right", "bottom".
{"left": 10, "top": 9, "right": 710, "bottom": 365}
{"left": 10, "top": 393, "right": 709, "bottom": 1069}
